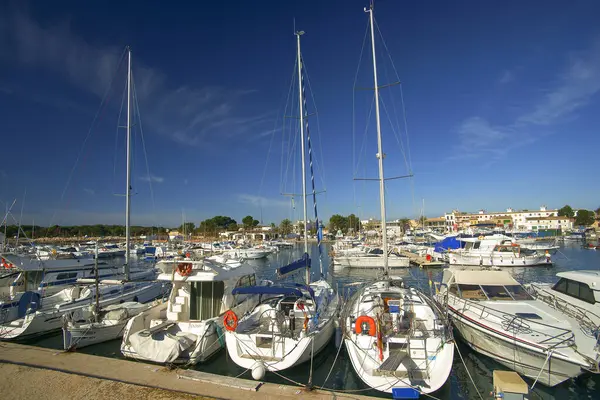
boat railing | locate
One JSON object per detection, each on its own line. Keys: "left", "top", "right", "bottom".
{"left": 442, "top": 289, "right": 575, "bottom": 347}
{"left": 528, "top": 283, "right": 600, "bottom": 335}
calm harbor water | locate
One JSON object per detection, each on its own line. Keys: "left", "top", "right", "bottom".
{"left": 26, "top": 241, "right": 600, "bottom": 399}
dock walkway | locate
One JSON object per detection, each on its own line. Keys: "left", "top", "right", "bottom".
{"left": 0, "top": 342, "right": 381, "bottom": 400}
{"left": 399, "top": 251, "right": 445, "bottom": 268}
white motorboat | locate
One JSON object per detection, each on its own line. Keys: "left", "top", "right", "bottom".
{"left": 448, "top": 236, "right": 551, "bottom": 267}
{"left": 435, "top": 268, "right": 598, "bottom": 386}
{"left": 341, "top": 5, "right": 454, "bottom": 397}
{"left": 120, "top": 259, "right": 258, "bottom": 365}
{"left": 526, "top": 270, "right": 600, "bottom": 371}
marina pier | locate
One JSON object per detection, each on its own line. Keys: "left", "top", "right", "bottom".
{"left": 0, "top": 342, "right": 381, "bottom": 400}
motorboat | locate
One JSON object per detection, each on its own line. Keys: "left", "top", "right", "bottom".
{"left": 526, "top": 270, "right": 600, "bottom": 371}
{"left": 120, "top": 259, "right": 258, "bottom": 365}
{"left": 435, "top": 268, "right": 598, "bottom": 386}
{"left": 448, "top": 236, "right": 551, "bottom": 267}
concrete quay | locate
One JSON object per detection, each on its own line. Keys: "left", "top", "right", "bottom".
{"left": 0, "top": 343, "right": 381, "bottom": 400}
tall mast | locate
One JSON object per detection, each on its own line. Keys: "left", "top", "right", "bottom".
{"left": 366, "top": 4, "right": 389, "bottom": 274}
{"left": 296, "top": 30, "right": 310, "bottom": 285}
{"left": 124, "top": 46, "right": 132, "bottom": 278}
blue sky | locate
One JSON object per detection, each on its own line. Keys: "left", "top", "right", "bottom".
{"left": 1, "top": 0, "right": 599, "bottom": 228}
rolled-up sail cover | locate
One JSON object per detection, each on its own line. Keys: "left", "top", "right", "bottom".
{"left": 276, "top": 252, "right": 310, "bottom": 277}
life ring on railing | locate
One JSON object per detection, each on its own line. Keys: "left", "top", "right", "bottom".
{"left": 478, "top": 235, "right": 485, "bottom": 240}
{"left": 355, "top": 315, "right": 376, "bottom": 336}
{"left": 223, "top": 310, "right": 238, "bottom": 331}
{"left": 185, "top": 252, "right": 191, "bottom": 258}
{"left": 177, "top": 263, "right": 193, "bottom": 276}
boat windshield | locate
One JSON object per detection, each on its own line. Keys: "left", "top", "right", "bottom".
{"left": 505, "top": 285, "right": 533, "bottom": 300}
{"left": 457, "top": 284, "right": 533, "bottom": 301}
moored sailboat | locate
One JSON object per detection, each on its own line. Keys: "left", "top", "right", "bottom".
{"left": 341, "top": 4, "right": 454, "bottom": 396}
{"left": 223, "top": 29, "right": 340, "bottom": 381}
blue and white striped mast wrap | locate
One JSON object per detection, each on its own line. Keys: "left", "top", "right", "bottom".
{"left": 299, "top": 55, "right": 324, "bottom": 279}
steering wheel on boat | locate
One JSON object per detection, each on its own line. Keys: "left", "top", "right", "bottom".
{"left": 257, "top": 308, "right": 287, "bottom": 333}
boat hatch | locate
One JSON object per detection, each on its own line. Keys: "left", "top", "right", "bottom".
{"left": 514, "top": 312, "right": 542, "bottom": 319}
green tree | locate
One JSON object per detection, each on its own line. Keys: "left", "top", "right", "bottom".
{"left": 347, "top": 214, "right": 360, "bottom": 233}
{"left": 279, "top": 219, "right": 292, "bottom": 236}
{"left": 558, "top": 205, "right": 575, "bottom": 218}
{"left": 179, "top": 222, "right": 195, "bottom": 235}
{"left": 575, "top": 209, "right": 595, "bottom": 226}
{"left": 242, "top": 215, "right": 259, "bottom": 229}
{"left": 329, "top": 214, "right": 347, "bottom": 233}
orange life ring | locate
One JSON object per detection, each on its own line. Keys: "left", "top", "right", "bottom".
{"left": 355, "top": 315, "right": 376, "bottom": 336}
{"left": 223, "top": 310, "right": 238, "bottom": 331}
{"left": 185, "top": 252, "right": 191, "bottom": 258}
{"left": 177, "top": 263, "right": 193, "bottom": 276}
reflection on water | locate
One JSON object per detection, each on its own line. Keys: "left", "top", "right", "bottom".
{"left": 20, "top": 241, "right": 600, "bottom": 399}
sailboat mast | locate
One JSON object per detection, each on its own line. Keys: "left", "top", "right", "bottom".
{"left": 125, "top": 46, "right": 132, "bottom": 277}
{"left": 296, "top": 30, "right": 310, "bottom": 285}
{"left": 367, "top": 4, "right": 389, "bottom": 273}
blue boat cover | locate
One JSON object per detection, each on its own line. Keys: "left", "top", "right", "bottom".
{"left": 232, "top": 286, "right": 303, "bottom": 297}
{"left": 276, "top": 253, "right": 310, "bottom": 276}
{"left": 434, "top": 236, "right": 462, "bottom": 253}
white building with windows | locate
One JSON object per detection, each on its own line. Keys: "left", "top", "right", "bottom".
{"left": 444, "top": 205, "right": 573, "bottom": 231}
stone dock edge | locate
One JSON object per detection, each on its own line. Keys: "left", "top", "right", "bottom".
{"left": 0, "top": 342, "right": 382, "bottom": 400}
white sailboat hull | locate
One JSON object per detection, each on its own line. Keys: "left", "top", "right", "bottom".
{"left": 64, "top": 321, "right": 128, "bottom": 349}
{"left": 333, "top": 255, "right": 409, "bottom": 268}
{"left": 225, "top": 307, "right": 336, "bottom": 371}
{"left": 0, "top": 282, "right": 164, "bottom": 340}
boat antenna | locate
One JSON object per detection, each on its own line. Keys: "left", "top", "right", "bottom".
{"left": 295, "top": 30, "right": 311, "bottom": 285}
{"left": 366, "top": 3, "right": 388, "bottom": 276}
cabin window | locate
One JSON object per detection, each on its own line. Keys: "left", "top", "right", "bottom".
{"left": 473, "top": 242, "right": 481, "bottom": 250}
{"left": 481, "top": 285, "right": 512, "bottom": 300}
{"left": 189, "top": 281, "right": 225, "bottom": 320}
{"left": 235, "top": 274, "right": 256, "bottom": 288}
{"left": 505, "top": 285, "right": 533, "bottom": 300}
{"left": 56, "top": 272, "right": 78, "bottom": 281}
{"left": 553, "top": 278, "right": 596, "bottom": 304}
{"left": 26, "top": 271, "right": 44, "bottom": 287}
{"left": 458, "top": 284, "right": 486, "bottom": 300}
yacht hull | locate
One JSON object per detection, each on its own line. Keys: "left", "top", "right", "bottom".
{"left": 0, "top": 282, "right": 164, "bottom": 340}
{"left": 449, "top": 307, "right": 585, "bottom": 386}
{"left": 333, "top": 256, "right": 409, "bottom": 268}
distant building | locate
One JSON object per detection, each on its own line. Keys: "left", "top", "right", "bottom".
{"left": 443, "top": 205, "right": 575, "bottom": 232}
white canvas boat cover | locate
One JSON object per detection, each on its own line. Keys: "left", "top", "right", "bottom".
{"left": 128, "top": 330, "right": 198, "bottom": 363}
{"left": 451, "top": 270, "right": 519, "bottom": 286}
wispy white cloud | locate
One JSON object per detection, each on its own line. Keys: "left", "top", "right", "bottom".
{"left": 498, "top": 70, "right": 514, "bottom": 84}
{"left": 453, "top": 38, "right": 600, "bottom": 162}
{"left": 83, "top": 188, "right": 95, "bottom": 195}
{"left": 140, "top": 174, "right": 164, "bottom": 183}
{"left": 237, "top": 194, "right": 288, "bottom": 208}
{"left": 0, "top": 8, "right": 270, "bottom": 146}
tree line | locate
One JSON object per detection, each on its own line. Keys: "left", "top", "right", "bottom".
{"left": 557, "top": 205, "right": 598, "bottom": 227}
